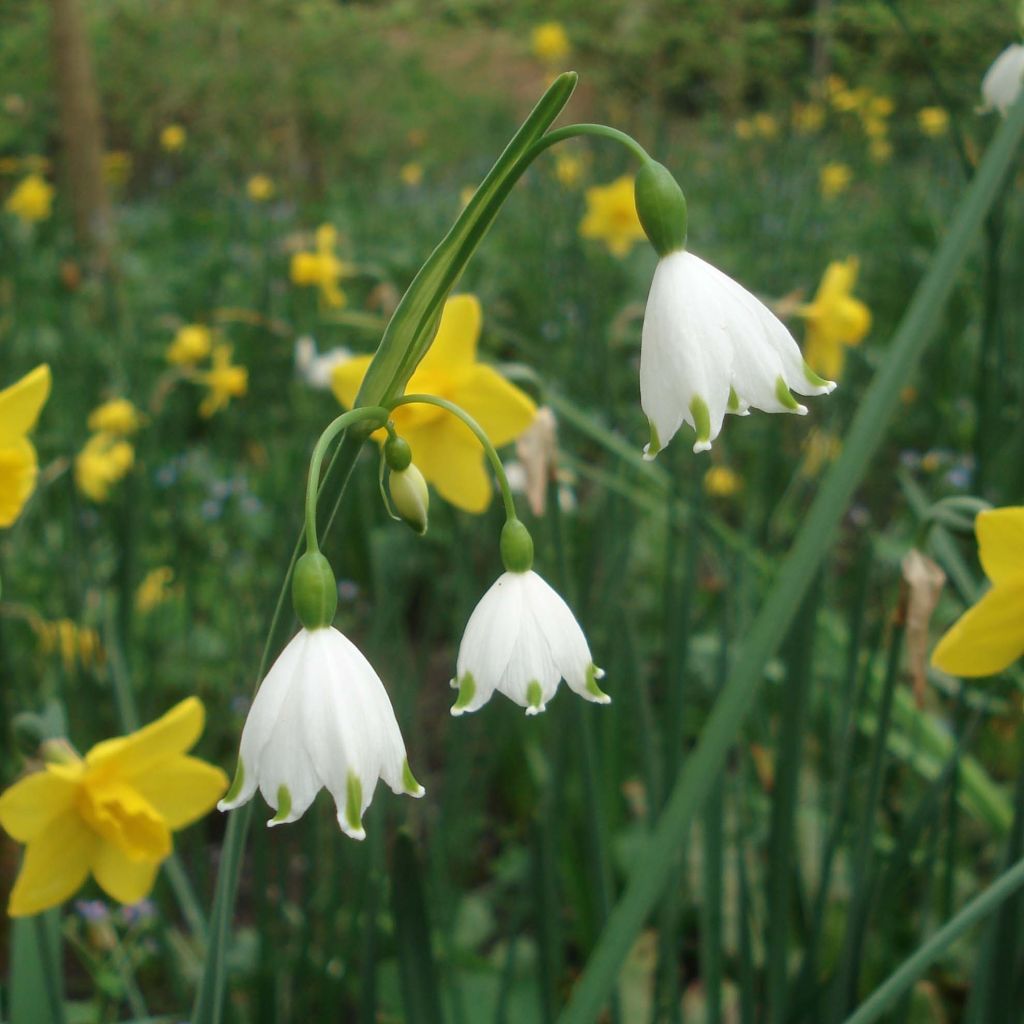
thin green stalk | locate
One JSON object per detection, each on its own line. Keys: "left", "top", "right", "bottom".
{"left": 557, "top": 87, "right": 1024, "bottom": 1024}
{"left": 840, "top": 856, "right": 1024, "bottom": 1024}
{"left": 34, "top": 913, "right": 66, "bottom": 1024}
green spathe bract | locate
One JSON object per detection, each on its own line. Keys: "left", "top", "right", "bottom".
{"left": 292, "top": 551, "right": 338, "bottom": 629}
{"left": 634, "top": 160, "right": 688, "bottom": 257}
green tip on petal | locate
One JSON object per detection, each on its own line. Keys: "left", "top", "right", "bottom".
{"left": 269, "top": 784, "right": 292, "bottom": 826}
{"left": 221, "top": 759, "right": 246, "bottom": 806}
{"left": 775, "top": 377, "right": 807, "bottom": 414}
{"left": 585, "top": 663, "right": 611, "bottom": 704}
{"left": 402, "top": 758, "right": 425, "bottom": 797}
{"left": 642, "top": 419, "right": 662, "bottom": 461}
{"left": 451, "top": 672, "right": 476, "bottom": 716}
{"left": 525, "top": 679, "right": 545, "bottom": 716}
{"left": 344, "top": 773, "right": 365, "bottom": 838}
{"left": 728, "top": 387, "right": 742, "bottom": 412}
{"left": 690, "top": 395, "right": 712, "bottom": 452}
{"left": 803, "top": 361, "right": 837, "bottom": 393}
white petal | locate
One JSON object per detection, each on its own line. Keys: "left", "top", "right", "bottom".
{"left": 982, "top": 44, "right": 1024, "bottom": 115}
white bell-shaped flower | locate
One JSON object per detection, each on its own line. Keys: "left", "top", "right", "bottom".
{"left": 640, "top": 250, "right": 835, "bottom": 457}
{"left": 451, "top": 569, "right": 609, "bottom": 716}
{"left": 294, "top": 336, "right": 352, "bottom": 390}
{"left": 981, "top": 43, "right": 1024, "bottom": 116}
{"left": 219, "top": 626, "right": 424, "bottom": 839}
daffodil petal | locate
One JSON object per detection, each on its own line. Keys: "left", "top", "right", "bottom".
{"left": 92, "top": 843, "right": 161, "bottom": 906}
{"left": 410, "top": 419, "right": 492, "bottom": 513}
{"left": 0, "top": 768, "right": 79, "bottom": 842}
{"left": 130, "top": 755, "right": 228, "bottom": 829}
{"left": 86, "top": 697, "right": 205, "bottom": 777}
{"left": 976, "top": 507, "right": 1024, "bottom": 585}
{"left": 932, "top": 576, "right": 1024, "bottom": 677}
{"left": 0, "top": 365, "right": 51, "bottom": 448}
{"left": 452, "top": 365, "right": 537, "bottom": 447}
{"left": 418, "top": 294, "right": 481, "bottom": 372}
{"left": 0, "top": 437, "right": 39, "bottom": 528}
{"left": 7, "top": 812, "right": 95, "bottom": 917}
{"left": 330, "top": 355, "right": 373, "bottom": 409}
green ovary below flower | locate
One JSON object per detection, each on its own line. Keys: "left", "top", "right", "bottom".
{"left": 0, "top": 698, "right": 226, "bottom": 917}
{"left": 0, "top": 364, "right": 51, "bottom": 528}
{"left": 797, "top": 258, "right": 871, "bottom": 381}
{"left": 331, "top": 294, "right": 537, "bottom": 514}
{"left": 932, "top": 507, "right": 1024, "bottom": 677}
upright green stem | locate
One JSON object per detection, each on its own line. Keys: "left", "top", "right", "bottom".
{"left": 388, "top": 394, "right": 518, "bottom": 521}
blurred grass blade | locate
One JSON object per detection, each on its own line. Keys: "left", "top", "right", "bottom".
{"left": 9, "top": 913, "right": 65, "bottom": 1024}
{"left": 557, "top": 92, "right": 1024, "bottom": 1024}
{"left": 392, "top": 831, "right": 444, "bottom": 1024}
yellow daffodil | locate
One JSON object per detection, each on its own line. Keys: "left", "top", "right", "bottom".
{"left": 246, "top": 174, "right": 274, "bottom": 202}
{"left": 554, "top": 152, "right": 584, "bottom": 188}
{"left": 752, "top": 112, "right": 779, "bottom": 139}
{"left": 932, "top": 507, "right": 1024, "bottom": 676}
{"left": 917, "top": 106, "right": 950, "bottom": 137}
{"left": 75, "top": 433, "right": 134, "bottom": 503}
{"left": 704, "top": 466, "right": 742, "bottom": 497}
{"left": 167, "top": 324, "right": 213, "bottom": 367}
{"left": 4, "top": 174, "right": 54, "bottom": 222}
{"left": 87, "top": 398, "right": 144, "bottom": 438}
{"left": 579, "top": 175, "right": 646, "bottom": 258}
{"left": 792, "top": 102, "right": 825, "bottom": 134}
{"left": 400, "top": 162, "right": 424, "bottom": 187}
{"left": 198, "top": 345, "right": 247, "bottom": 417}
{"left": 869, "top": 138, "right": 893, "bottom": 164}
{"left": 797, "top": 258, "right": 871, "bottom": 380}
{"left": 862, "top": 117, "right": 888, "bottom": 140}
{"left": 136, "top": 566, "right": 175, "bottom": 614}
{"left": 0, "top": 365, "right": 51, "bottom": 528}
{"left": 819, "top": 162, "right": 852, "bottom": 200}
{"left": 32, "top": 618, "right": 102, "bottom": 673}
{"left": 0, "top": 698, "right": 226, "bottom": 916}
{"left": 331, "top": 294, "right": 536, "bottom": 513}
{"left": 866, "top": 95, "right": 894, "bottom": 119}
{"left": 734, "top": 118, "right": 755, "bottom": 140}
{"left": 531, "top": 21, "right": 570, "bottom": 63}
{"left": 102, "top": 151, "right": 133, "bottom": 188}
{"left": 160, "top": 124, "right": 186, "bottom": 152}
{"left": 289, "top": 224, "right": 349, "bottom": 308}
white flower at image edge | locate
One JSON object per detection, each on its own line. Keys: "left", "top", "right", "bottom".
{"left": 219, "top": 627, "right": 423, "bottom": 839}
{"left": 294, "top": 336, "right": 352, "bottom": 390}
{"left": 640, "top": 250, "right": 835, "bottom": 457}
{"left": 451, "top": 570, "right": 609, "bottom": 716}
{"left": 981, "top": 43, "right": 1024, "bottom": 116}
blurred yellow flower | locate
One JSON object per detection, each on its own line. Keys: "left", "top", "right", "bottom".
{"left": 824, "top": 74, "right": 848, "bottom": 98}
{"left": 136, "top": 566, "right": 175, "bottom": 614}
{"left": 555, "top": 152, "right": 584, "bottom": 188}
{"left": 400, "top": 162, "right": 424, "bottom": 187}
{"left": 792, "top": 102, "right": 825, "bottom": 134}
{"left": 75, "top": 433, "right": 134, "bottom": 502}
{"left": 0, "top": 364, "right": 51, "bottom": 528}
{"left": 797, "top": 258, "right": 871, "bottom": 380}
{"left": 734, "top": 118, "right": 755, "bottom": 140}
{"left": 332, "top": 294, "right": 536, "bottom": 513}
{"left": 819, "top": 162, "right": 852, "bottom": 200}
{"left": 102, "top": 151, "right": 133, "bottom": 188}
{"left": 531, "top": 21, "right": 570, "bottom": 63}
{"left": 831, "top": 87, "right": 867, "bottom": 113}
{"left": 866, "top": 95, "right": 894, "bottom": 119}
{"left": 862, "top": 117, "right": 888, "bottom": 140}
{"left": 33, "top": 618, "right": 102, "bottom": 673}
{"left": 869, "top": 138, "right": 893, "bottom": 164}
{"left": 579, "top": 175, "right": 645, "bottom": 257}
{"left": 917, "top": 107, "right": 950, "bottom": 137}
{"left": 0, "top": 697, "right": 226, "bottom": 916}
{"left": 704, "top": 465, "right": 742, "bottom": 497}
{"left": 167, "top": 324, "right": 213, "bottom": 367}
{"left": 246, "top": 174, "right": 275, "bottom": 202}
{"left": 932, "top": 507, "right": 1024, "bottom": 676}
{"left": 87, "top": 398, "right": 143, "bottom": 438}
{"left": 289, "top": 224, "right": 348, "bottom": 308}
{"left": 4, "top": 174, "right": 54, "bottom": 222}
{"left": 198, "top": 345, "right": 247, "bottom": 417}
{"left": 752, "top": 112, "right": 779, "bottom": 139}
{"left": 160, "top": 124, "right": 186, "bottom": 152}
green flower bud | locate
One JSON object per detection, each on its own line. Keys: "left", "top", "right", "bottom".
{"left": 292, "top": 550, "right": 338, "bottom": 630}
{"left": 390, "top": 463, "right": 429, "bottom": 535}
{"left": 384, "top": 434, "right": 413, "bottom": 471}
{"left": 634, "top": 160, "right": 687, "bottom": 257}
{"left": 500, "top": 518, "right": 534, "bottom": 573}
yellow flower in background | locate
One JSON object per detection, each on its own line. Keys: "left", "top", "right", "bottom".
{"left": 797, "top": 258, "right": 871, "bottom": 380}
{"left": 792, "top": 102, "right": 825, "bottom": 134}
{"left": 4, "top": 174, "right": 54, "bottom": 222}
{"left": 555, "top": 152, "right": 584, "bottom": 188}
{"left": 866, "top": 95, "right": 894, "bottom": 119}
{"left": 400, "top": 162, "right": 424, "bottom": 187}
{"left": 932, "top": 507, "right": 1024, "bottom": 676}
{"left": 0, "top": 698, "right": 226, "bottom": 916}
{"left": 0, "top": 365, "right": 51, "bottom": 529}
{"left": 819, "top": 162, "right": 852, "bottom": 200}
{"left": 531, "top": 21, "right": 570, "bottom": 63}
{"left": 862, "top": 117, "right": 888, "bottom": 140}
{"left": 289, "top": 224, "right": 349, "bottom": 308}
{"left": 136, "top": 566, "right": 175, "bottom": 614}
{"left": 704, "top": 465, "right": 742, "bottom": 498}
{"left": 160, "top": 124, "right": 186, "bottom": 152}
{"left": 459, "top": 185, "right": 476, "bottom": 208}
{"left": 102, "top": 151, "right": 133, "bottom": 188}
{"left": 87, "top": 398, "right": 144, "bottom": 438}
{"left": 33, "top": 618, "right": 102, "bottom": 673}
{"left": 918, "top": 107, "right": 950, "bottom": 137}
{"left": 752, "top": 112, "right": 779, "bottom": 139}
{"left": 734, "top": 118, "right": 755, "bottom": 140}
{"left": 579, "top": 175, "right": 646, "bottom": 258}
{"left": 246, "top": 174, "right": 274, "bottom": 202}
{"left": 198, "top": 345, "right": 247, "bottom": 418}
{"left": 332, "top": 294, "right": 536, "bottom": 513}
{"left": 75, "top": 434, "right": 134, "bottom": 503}
{"left": 167, "top": 324, "right": 213, "bottom": 367}
{"left": 869, "top": 138, "right": 893, "bottom": 164}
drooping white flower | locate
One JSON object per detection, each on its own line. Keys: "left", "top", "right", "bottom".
{"left": 640, "top": 250, "right": 835, "bottom": 457}
{"left": 980, "top": 43, "right": 1024, "bottom": 116}
{"left": 451, "top": 569, "right": 609, "bottom": 716}
{"left": 294, "top": 336, "right": 352, "bottom": 390}
{"left": 218, "top": 626, "right": 423, "bottom": 838}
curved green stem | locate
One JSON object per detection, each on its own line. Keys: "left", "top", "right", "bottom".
{"left": 525, "top": 123, "right": 651, "bottom": 164}
{"left": 388, "top": 394, "right": 517, "bottom": 521}
{"left": 304, "top": 406, "right": 389, "bottom": 552}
